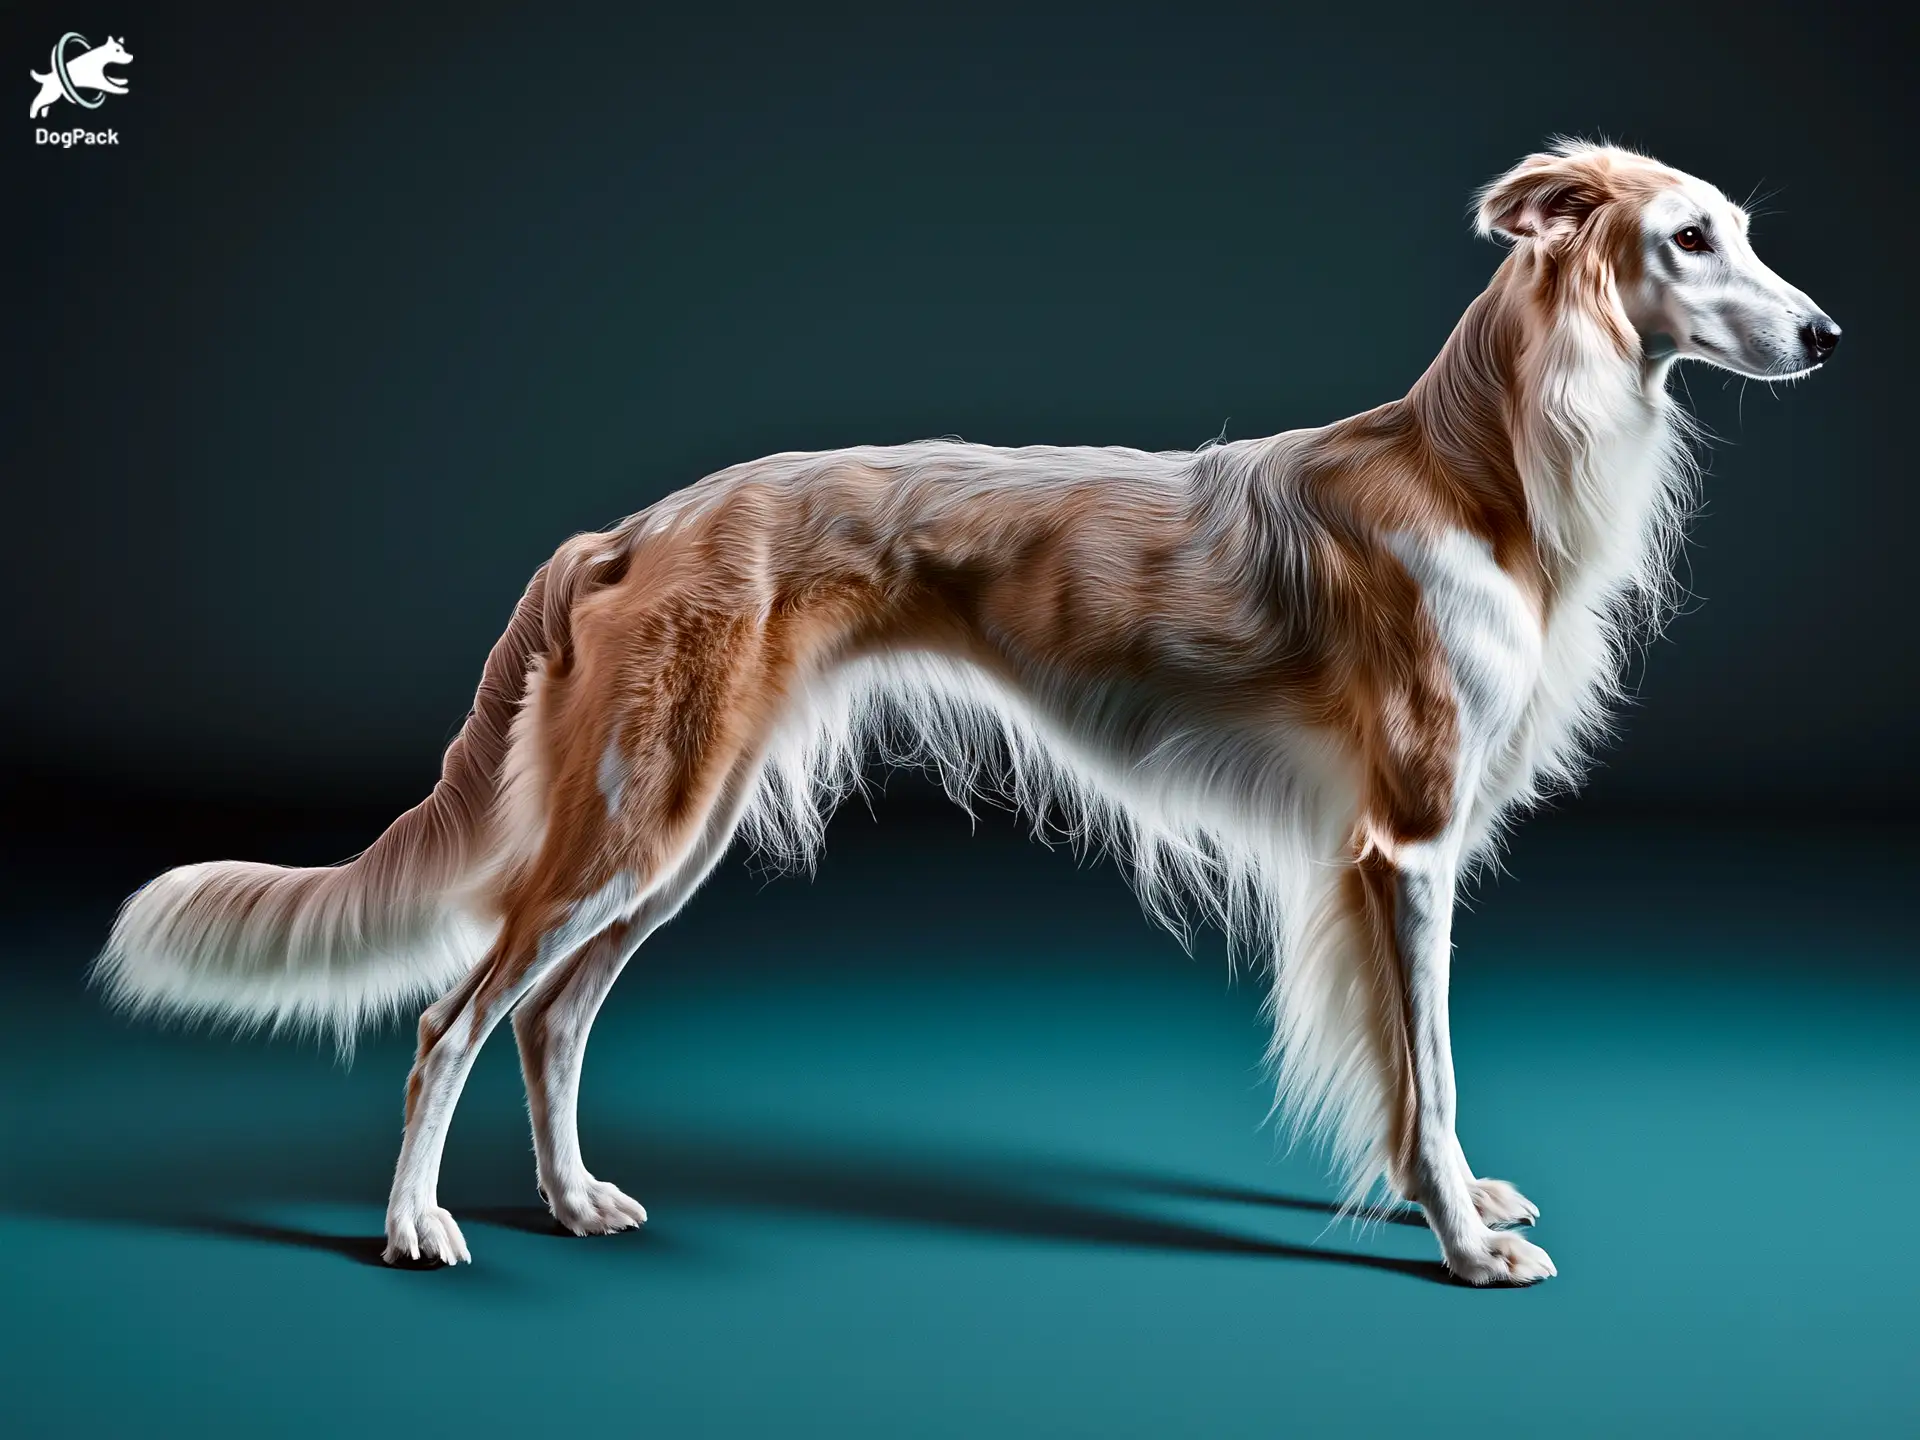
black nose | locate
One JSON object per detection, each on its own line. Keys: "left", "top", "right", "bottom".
{"left": 1801, "top": 315, "right": 1842, "bottom": 364}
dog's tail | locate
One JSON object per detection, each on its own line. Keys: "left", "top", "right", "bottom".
{"left": 93, "top": 538, "right": 614, "bottom": 1042}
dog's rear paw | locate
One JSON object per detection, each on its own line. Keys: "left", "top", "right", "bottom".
{"left": 546, "top": 1176, "right": 648, "bottom": 1237}
{"left": 383, "top": 1201, "right": 471, "bottom": 1266}
{"left": 1445, "top": 1229, "right": 1556, "bottom": 1286}
{"left": 1470, "top": 1177, "right": 1539, "bottom": 1228}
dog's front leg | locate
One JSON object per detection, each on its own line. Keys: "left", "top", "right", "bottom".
{"left": 1380, "top": 840, "right": 1555, "bottom": 1285}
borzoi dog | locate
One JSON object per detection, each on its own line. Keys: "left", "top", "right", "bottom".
{"left": 96, "top": 142, "right": 1840, "bottom": 1283}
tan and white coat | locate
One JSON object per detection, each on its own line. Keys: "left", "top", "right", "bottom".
{"left": 97, "top": 142, "right": 1839, "bottom": 1285}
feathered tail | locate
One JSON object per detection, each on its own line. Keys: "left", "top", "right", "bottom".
{"left": 93, "top": 538, "right": 611, "bottom": 1041}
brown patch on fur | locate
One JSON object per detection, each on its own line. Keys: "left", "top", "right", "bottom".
{"left": 449, "top": 369, "right": 1538, "bottom": 1105}
{"left": 405, "top": 959, "right": 492, "bottom": 1123}
{"left": 1348, "top": 845, "right": 1421, "bottom": 1193}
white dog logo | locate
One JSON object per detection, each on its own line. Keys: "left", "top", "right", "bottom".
{"left": 29, "top": 33, "right": 132, "bottom": 119}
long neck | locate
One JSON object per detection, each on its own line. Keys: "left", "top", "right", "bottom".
{"left": 1409, "top": 252, "right": 1691, "bottom": 618}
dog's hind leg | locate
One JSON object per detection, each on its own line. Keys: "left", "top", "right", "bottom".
{"left": 511, "top": 764, "right": 756, "bottom": 1236}
{"left": 382, "top": 859, "right": 638, "bottom": 1265}
{"left": 511, "top": 919, "right": 649, "bottom": 1236}
{"left": 383, "top": 490, "right": 846, "bottom": 1264}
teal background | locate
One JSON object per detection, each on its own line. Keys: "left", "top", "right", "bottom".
{"left": 4, "top": 806, "right": 1918, "bottom": 1434}
{"left": 4, "top": 1, "right": 1917, "bottom": 1435}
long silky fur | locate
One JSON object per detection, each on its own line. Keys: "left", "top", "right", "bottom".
{"left": 720, "top": 415, "right": 1694, "bottom": 1207}
{"left": 93, "top": 140, "right": 1714, "bottom": 1209}
{"left": 1482, "top": 143, "right": 1704, "bottom": 812}
{"left": 90, "top": 540, "right": 617, "bottom": 1048}
{"left": 740, "top": 645, "right": 1383, "bottom": 1187}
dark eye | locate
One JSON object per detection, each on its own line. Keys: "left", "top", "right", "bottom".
{"left": 1673, "top": 226, "right": 1711, "bottom": 254}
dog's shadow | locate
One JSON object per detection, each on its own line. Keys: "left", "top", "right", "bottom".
{"left": 64, "top": 1126, "right": 1456, "bottom": 1285}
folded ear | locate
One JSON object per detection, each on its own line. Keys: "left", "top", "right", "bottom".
{"left": 1474, "top": 149, "right": 1615, "bottom": 246}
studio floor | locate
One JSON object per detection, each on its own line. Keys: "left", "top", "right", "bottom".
{"left": 2, "top": 808, "right": 1915, "bottom": 1437}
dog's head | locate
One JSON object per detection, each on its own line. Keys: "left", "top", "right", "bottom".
{"left": 1475, "top": 141, "right": 1837, "bottom": 381}
{"left": 97, "top": 36, "right": 132, "bottom": 67}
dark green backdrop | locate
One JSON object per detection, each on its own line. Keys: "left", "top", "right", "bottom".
{"left": 3, "top": 4, "right": 1915, "bottom": 1437}
{"left": 4, "top": 0, "right": 1913, "bottom": 816}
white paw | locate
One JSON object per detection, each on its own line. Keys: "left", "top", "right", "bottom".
{"left": 545, "top": 1175, "right": 649, "bottom": 1237}
{"left": 1446, "top": 1228, "right": 1556, "bottom": 1286}
{"left": 1470, "top": 1177, "right": 1539, "bottom": 1228}
{"left": 383, "top": 1200, "right": 471, "bottom": 1266}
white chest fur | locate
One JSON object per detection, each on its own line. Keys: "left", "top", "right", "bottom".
{"left": 1385, "top": 529, "right": 1543, "bottom": 852}
{"left": 1388, "top": 499, "right": 1684, "bottom": 865}
{"left": 1411, "top": 363, "right": 1696, "bottom": 857}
